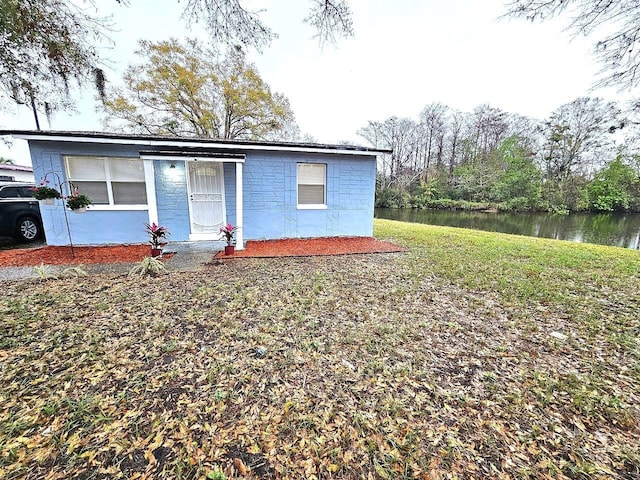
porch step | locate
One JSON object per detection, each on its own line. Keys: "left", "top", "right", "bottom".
{"left": 163, "top": 240, "right": 225, "bottom": 254}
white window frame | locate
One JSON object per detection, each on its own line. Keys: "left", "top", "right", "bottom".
{"left": 64, "top": 156, "right": 149, "bottom": 211}
{"left": 297, "top": 163, "right": 327, "bottom": 210}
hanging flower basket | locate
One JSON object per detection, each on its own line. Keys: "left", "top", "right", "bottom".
{"left": 30, "top": 181, "right": 60, "bottom": 202}
{"left": 66, "top": 191, "right": 92, "bottom": 213}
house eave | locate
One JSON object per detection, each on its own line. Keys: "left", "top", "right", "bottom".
{"left": 0, "top": 164, "right": 33, "bottom": 172}
{"left": 139, "top": 151, "right": 246, "bottom": 163}
{"left": 1, "top": 130, "right": 392, "bottom": 157}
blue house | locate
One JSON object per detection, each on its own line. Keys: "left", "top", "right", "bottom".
{"left": 2, "top": 131, "right": 389, "bottom": 249}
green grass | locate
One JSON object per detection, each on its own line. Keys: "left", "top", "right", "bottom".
{"left": 375, "top": 218, "right": 639, "bottom": 300}
{"left": 375, "top": 218, "right": 640, "bottom": 348}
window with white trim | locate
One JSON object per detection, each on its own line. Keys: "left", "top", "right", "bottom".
{"left": 297, "top": 163, "right": 326, "bottom": 207}
{"left": 64, "top": 156, "right": 147, "bottom": 206}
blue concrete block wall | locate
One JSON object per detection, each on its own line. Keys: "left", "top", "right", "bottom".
{"left": 155, "top": 160, "right": 190, "bottom": 241}
{"left": 29, "top": 141, "right": 151, "bottom": 246}
{"left": 153, "top": 161, "right": 237, "bottom": 240}
{"left": 223, "top": 162, "right": 237, "bottom": 227}
{"left": 27, "top": 139, "right": 377, "bottom": 245}
{"left": 243, "top": 152, "right": 376, "bottom": 240}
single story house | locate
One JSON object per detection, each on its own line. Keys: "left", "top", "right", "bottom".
{"left": 0, "top": 163, "right": 34, "bottom": 183}
{"left": 1, "top": 130, "right": 390, "bottom": 249}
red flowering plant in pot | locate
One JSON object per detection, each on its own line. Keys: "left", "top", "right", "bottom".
{"left": 145, "top": 222, "right": 170, "bottom": 257}
{"left": 30, "top": 180, "right": 61, "bottom": 205}
{"left": 219, "top": 222, "right": 237, "bottom": 255}
{"left": 65, "top": 188, "right": 92, "bottom": 213}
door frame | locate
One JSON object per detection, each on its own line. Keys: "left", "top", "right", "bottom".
{"left": 186, "top": 160, "right": 226, "bottom": 241}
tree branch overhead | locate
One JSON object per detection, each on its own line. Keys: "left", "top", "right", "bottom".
{"left": 504, "top": 0, "right": 640, "bottom": 90}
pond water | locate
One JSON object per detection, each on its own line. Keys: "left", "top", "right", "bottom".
{"left": 375, "top": 208, "right": 640, "bottom": 250}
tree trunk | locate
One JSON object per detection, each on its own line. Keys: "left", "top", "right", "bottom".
{"left": 29, "top": 91, "right": 41, "bottom": 131}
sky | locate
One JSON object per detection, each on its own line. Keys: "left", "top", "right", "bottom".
{"left": 0, "top": 0, "right": 629, "bottom": 165}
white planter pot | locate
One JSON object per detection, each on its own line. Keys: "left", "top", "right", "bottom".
{"left": 40, "top": 197, "right": 55, "bottom": 206}
{"left": 72, "top": 206, "right": 87, "bottom": 214}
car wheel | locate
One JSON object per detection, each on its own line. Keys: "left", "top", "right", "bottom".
{"left": 14, "top": 216, "right": 41, "bottom": 243}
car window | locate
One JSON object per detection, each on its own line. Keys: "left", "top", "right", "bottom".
{"left": 0, "top": 187, "right": 21, "bottom": 198}
{"left": 0, "top": 186, "right": 36, "bottom": 198}
{"left": 18, "top": 187, "right": 35, "bottom": 197}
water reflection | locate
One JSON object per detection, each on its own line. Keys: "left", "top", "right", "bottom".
{"left": 375, "top": 208, "right": 640, "bottom": 250}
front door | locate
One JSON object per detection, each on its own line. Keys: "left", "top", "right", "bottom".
{"left": 187, "top": 162, "right": 225, "bottom": 239}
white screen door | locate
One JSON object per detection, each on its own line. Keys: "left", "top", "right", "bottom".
{"left": 187, "top": 162, "right": 225, "bottom": 236}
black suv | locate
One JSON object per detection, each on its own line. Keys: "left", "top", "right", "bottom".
{"left": 0, "top": 182, "right": 43, "bottom": 242}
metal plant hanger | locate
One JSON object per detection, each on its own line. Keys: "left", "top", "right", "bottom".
{"left": 41, "top": 171, "right": 77, "bottom": 257}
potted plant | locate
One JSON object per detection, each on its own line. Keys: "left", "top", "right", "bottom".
{"left": 145, "top": 222, "right": 170, "bottom": 257}
{"left": 219, "top": 222, "right": 237, "bottom": 255}
{"left": 65, "top": 190, "right": 92, "bottom": 213}
{"left": 30, "top": 180, "right": 61, "bottom": 205}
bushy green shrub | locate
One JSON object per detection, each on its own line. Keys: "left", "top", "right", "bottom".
{"left": 424, "top": 199, "right": 493, "bottom": 211}
{"left": 586, "top": 157, "right": 639, "bottom": 212}
{"left": 375, "top": 186, "right": 412, "bottom": 208}
{"left": 497, "top": 197, "right": 544, "bottom": 212}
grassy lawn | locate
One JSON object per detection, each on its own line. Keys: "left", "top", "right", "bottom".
{"left": 1, "top": 219, "right": 639, "bottom": 479}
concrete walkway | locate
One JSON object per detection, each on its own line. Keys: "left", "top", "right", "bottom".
{"left": 0, "top": 241, "right": 225, "bottom": 282}
{"left": 163, "top": 240, "right": 225, "bottom": 271}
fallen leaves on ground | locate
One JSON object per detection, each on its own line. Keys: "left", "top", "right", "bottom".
{"left": 0, "top": 250, "right": 638, "bottom": 479}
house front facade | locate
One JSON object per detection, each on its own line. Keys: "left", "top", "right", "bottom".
{"left": 1, "top": 131, "right": 389, "bottom": 248}
{"left": 0, "top": 163, "right": 34, "bottom": 183}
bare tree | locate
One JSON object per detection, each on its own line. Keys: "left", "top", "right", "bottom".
{"left": 180, "top": 0, "right": 353, "bottom": 49}
{"left": 357, "top": 117, "right": 421, "bottom": 189}
{"left": 465, "top": 105, "right": 510, "bottom": 163}
{"left": 417, "top": 103, "right": 448, "bottom": 180}
{"left": 304, "top": 0, "right": 354, "bottom": 45}
{"left": 539, "top": 97, "right": 621, "bottom": 182}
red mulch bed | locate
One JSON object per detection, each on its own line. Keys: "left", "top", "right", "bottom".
{"left": 0, "top": 237, "right": 405, "bottom": 268}
{"left": 0, "top": 244, "right": 153, "bottom": 267}
{"left": 214, "top": 236, "right": 406, "bottom": 259}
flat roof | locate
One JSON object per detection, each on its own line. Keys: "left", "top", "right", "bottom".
{"left": 0, "top": 163, "right": 33, "bottom": 172}
{"left": 1, "top": 130, "right": 392, "bottom": 157}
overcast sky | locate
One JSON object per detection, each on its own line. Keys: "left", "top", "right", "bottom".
{"left": 0, "top": 0, "right": 628, "bottom": 165}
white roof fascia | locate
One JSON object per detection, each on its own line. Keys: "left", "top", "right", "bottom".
{"left": 139, "top": 154, "right": 245, "bottom": 163}
{"left": 12, "top": 133, "right": 387, "bottom": 157}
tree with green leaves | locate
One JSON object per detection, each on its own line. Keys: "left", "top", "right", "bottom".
{"left": 587, "top": 155, "right": 640, "bottom": 211}
{"left": 102, "top": 39, "right": 297, "bottom": 140}
{"left": 489, "top": 136, "right": 542, "bottom": 208}
{"left": 504, "top": 0, "right": 640, "bottom": 89}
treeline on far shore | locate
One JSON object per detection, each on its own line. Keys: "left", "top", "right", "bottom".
{"left": 360, "top": 98, "right": 640, "bottom": 214}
